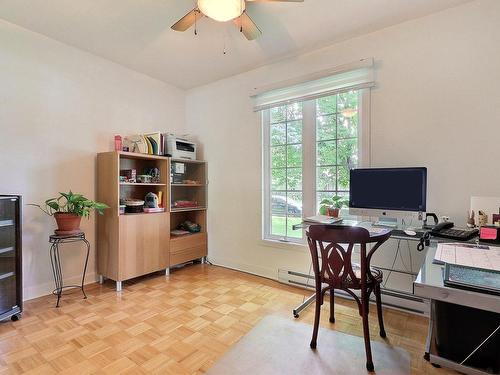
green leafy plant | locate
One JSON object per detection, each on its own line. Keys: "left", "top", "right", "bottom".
{"left": 29, "top": 191, "right": 108, "bottom": 218}
{"left": 319, "top": 195, "right": 348, "bottom": 215}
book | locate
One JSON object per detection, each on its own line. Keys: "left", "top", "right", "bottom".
{"left": 143, "top": 207, "right": 165, "bottom": 213}
{"left": 303, "top": 215, "right": 343, "bottom": 224}
{"left": 145, "top": 132, "right": 161, "bottom": 155}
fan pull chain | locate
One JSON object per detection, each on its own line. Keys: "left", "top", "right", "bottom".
{"left": 194, "top": 0, "right": 198, "bottom": 35}
{"left": 194, "top": 9, "right": 198, "bottom": 35}
{"left": 240, "top": 1, "right": 243, "bottom": 32}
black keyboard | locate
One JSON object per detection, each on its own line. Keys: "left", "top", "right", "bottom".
{"left": 432, "top": 228, "right": 479, "bottom": 241}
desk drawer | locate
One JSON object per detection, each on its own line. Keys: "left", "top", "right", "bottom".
{"left": 170, "top": 245, "right": 207, "bottom": 266}
{"left": 170, "top": 233, "right": 207, "bottom": 254}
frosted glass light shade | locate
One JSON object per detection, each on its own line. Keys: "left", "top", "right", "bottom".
{"left": 197, "top": 0, "right": 245, "bottom": 22}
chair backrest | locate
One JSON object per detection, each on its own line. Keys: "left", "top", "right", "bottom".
{"left": 306, "top": 225, "right": 386, "bottom": 288}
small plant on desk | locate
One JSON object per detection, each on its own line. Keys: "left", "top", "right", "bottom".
{"left": 29, "top": 191, "right": 108, "bottom": 235}
{"left": 319, "top": 195, "right": 348, "bottom": 218}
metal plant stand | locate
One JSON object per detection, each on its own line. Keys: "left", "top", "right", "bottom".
{"left": 49, "top": 233, "right": 90, "bottom": 308}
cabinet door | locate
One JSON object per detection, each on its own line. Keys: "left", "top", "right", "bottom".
{"left": 0, "top": 198, "right": 17, "bottom": 315}
{"left": 119, "top": 213, "right": 169, "bottom": 280}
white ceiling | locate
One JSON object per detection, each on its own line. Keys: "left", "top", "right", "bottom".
{"left": 0, "top": 0, "right": 470, "bottom": 89}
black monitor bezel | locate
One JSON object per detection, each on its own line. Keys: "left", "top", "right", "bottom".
{"left": 348, "top": 167, "right": 427, "bottom": 212}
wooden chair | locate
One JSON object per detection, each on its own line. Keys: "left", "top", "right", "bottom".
{"left": 306, "top": 224, "right": 391, "bottom": 372}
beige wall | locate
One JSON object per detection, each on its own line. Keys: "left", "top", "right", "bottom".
{"left": 185, "top": 0, "right": 500, "bottom": 289}
{"left": 0, "top": 20, "right": 186, "bottom": 300}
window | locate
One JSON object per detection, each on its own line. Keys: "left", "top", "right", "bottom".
{"left": 263, "top": 89, "right": 369, "bottom": 243}
{"left": 316, "top": 91, "right": 359, "bottom": 211}
{"left": 266, "top": 102, "right": 304, "bottom": 241}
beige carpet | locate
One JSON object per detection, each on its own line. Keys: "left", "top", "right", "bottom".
{"left": 206, "top": 316, "right": 410, "bottom": 375}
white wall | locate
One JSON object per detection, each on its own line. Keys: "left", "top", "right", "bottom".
{"left": 186, "top": 0, "right": 500, "bottom": 283}
{"left": 0, "top": 20, "right": 186, "bottom": 300}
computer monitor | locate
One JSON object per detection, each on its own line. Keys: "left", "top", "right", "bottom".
{"left": 349, "top": 167, "right": 427, "bottom": 219}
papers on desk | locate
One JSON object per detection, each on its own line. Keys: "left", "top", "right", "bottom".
{"left": 434, "top": 243, "right": 500, "bottom": 272}
{"left": 303, "top": 215, "right": 343, "bottom": 224}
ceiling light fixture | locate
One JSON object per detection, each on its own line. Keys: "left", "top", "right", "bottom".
{"left": 197, "top": 0, "right": 245, "bottom": 22}
{"left": 171, "top": 0, "right": 303, "bottom": 41}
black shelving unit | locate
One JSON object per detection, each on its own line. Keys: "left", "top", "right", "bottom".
{"left": 0, "top": 195, "right": 22, "bottom": 321}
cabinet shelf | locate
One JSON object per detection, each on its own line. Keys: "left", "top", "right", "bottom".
{"left": 171, "top": 207, "right": 206, "bottom": 212}
{"left": 119, "top": 211, "right": 167, "bottom": 216}
{"left": 0, "top": 220, "right": 14, "bottom": 228}
{"left": 171, "top": 184, "right": 205, "bottom": 187}
{"left": 120, "top": 182, "right": 166, "bottom": 186}
{"left": 170, "top": 232, "right": 206, "bottom": 242}
{"left": 0, "top": 272, "right": 15, "bottom": 281}
{"left": 0, "top": 247, "right": 14, "bottom": 255}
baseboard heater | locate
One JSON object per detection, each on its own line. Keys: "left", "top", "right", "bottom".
{"left": 278, "top": 268, "right": 428, "bottom": 315}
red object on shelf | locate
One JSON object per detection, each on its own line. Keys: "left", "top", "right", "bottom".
{"left": 114, "top": 135, "right": 122, "bottom": 151}
{"left": 174, "top": 200, "right": 198, "bottom": 208}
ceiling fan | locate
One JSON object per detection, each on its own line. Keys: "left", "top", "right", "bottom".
{"left": 171, "top": 0, "right": 303, "bottom": 40}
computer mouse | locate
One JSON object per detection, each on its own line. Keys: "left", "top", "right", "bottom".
{"left": 404, "top": 229, "right": 417, "bottom": 236}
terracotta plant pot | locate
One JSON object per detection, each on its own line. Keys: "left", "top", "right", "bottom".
{"left": 327, "top": 207, "right": 340, "bottom": 218}
{"left": 54, "top": 212, "right": 82, "bottom": 235}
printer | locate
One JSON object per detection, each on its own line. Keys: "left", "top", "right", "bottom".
{"left": 164, "top": 134, "right": 197, "bottom": 160}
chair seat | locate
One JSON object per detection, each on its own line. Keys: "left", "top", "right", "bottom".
{"left": 323, "top": 263, "right": 383, "bottom": 286}
{"left": 352, "top": 263, "right": 383, "bottom": 282}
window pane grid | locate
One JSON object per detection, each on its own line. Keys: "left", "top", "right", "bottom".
{"left": 265, "top": 91, "right": 361, "bottom": 243}
{"left": 269, "top": 103, "right": 303, "bottom": 241}
{"left": 315, "top": 91, "right": 359, "bottom": 213}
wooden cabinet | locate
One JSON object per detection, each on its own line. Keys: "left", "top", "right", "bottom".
{"left": 97, "top": 152, "right": 207, "bottom": 291}
{"left": 169, "top": 159, "right": 208, "bottom": 266}
{"left": 119, "top": 213, "right": 169, "bottom": 280}
{"left": 0, "top": 195, "right": 22, "bottom": 322}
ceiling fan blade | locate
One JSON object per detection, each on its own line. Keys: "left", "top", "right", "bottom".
{"left": 234, "top": 11, "right": 262, "bottom": 40}
{"left": 246, "top": 0, "right": 304, "bottom": 2}
{"left": 171, "top": 9, "right": 203, "bottom": 31}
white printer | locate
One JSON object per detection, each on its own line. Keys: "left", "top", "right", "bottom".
{"left": 164, "top": 134, "right": 197, "bottom": 160}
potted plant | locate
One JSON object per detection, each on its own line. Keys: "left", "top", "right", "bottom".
{"left": 319, "top": 195, "right": 348, "bottom": 218}
{"left": 30, "top": 191, "right": 109, "bottom": 235}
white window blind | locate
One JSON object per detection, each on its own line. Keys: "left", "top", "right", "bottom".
{"left": 252, "top": 58, "right": 374, "bottom": 112}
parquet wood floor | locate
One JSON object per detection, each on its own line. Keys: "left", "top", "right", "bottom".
{"left": 0, "top": 265, "right": 454, "bottom": 374}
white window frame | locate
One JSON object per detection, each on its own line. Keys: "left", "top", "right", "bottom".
{"left": 262, "top": 89, "right": 371, "bottom": 245}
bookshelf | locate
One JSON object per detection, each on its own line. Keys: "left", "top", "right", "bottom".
{"left": 169, "top": 159, "right": 208, "bottom": 266}
{"left": 96, "top": 151, "right": 208, "bottom": 291}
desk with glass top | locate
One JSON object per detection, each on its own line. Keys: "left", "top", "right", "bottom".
{"left": 414, "top": 246, "right": 500, "bottom": 375}
{"left": 291, "top": 219, "right": 427, "bottom": 317}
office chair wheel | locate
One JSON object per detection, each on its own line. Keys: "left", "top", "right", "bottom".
{"left": 431, "top": 363, "right": 441, "bottom": 368}
{"left": 423, "top": 352, "right": 430, "bottom": 361}
{"left": 379, "top": 330, "right": 386, "bottom": 338}
{"left": 366, "top": 362, "right": 374, "bottom": 372}
{"left": 293, "top": 313, "right": 299, "bottom": 319}
{"left": 310, "top": 341, "right": 317, "bottom": 349}
{"left": 329, "top": 317, "right": 335, "bottom": 323}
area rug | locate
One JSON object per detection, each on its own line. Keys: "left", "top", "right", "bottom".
{"left": 206, "top": 315, "right": 410, "bottom": 375}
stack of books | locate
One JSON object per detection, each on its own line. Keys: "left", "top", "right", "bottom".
{"left": 124, "top": 132, "right": 164, "bottom": 155}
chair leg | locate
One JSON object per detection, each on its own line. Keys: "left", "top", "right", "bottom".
{"left": 361, "top": 288, "right": 374, "bottom": 372}
{"left": 329, "top": 288, "right": 335, "bottom": 323}
{"left": 310, "top": 291, "right": 321, "bottom": 349}
{"left": 375, "top": 283, "right": 386, "bottom": 338}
